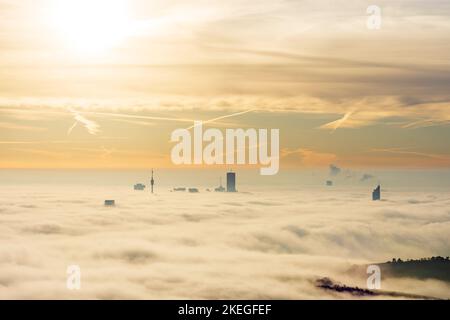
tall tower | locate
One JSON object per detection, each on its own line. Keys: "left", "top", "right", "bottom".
{"left": 227, "top": 171, "right": 236, "bottom": 192}
{"left": 372, "top": 185, "right": 381, "bottom": 201}
{"left": 215, "top": 177, "right": 225, "bottom": 192}
{"left": 151, "top": 169, "right": 155, "bottom": 194}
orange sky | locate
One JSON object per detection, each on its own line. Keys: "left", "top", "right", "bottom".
{"left": 1, "top": 0, "right": 450, "bottom": 169}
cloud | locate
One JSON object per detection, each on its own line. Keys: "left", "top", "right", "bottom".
{"left": 319, "top": 111, "right": 355, "bottom": 131}
{"left": 3, "top": 92, "right": 449, "bottom": 132}
{"left": 0, "top": 182, "right": 449, "bottom": 299}
{"left": 329, "top": 164, "right": 342, "bottom": 176}
{"left": 0, "top": 0, "right": 449, "bottom": 133}
{"left": 360, "top": 174, "right": 375, "bottom": 182}
{"left": 0, "top": 122, "right": 47, "bottom": 132}
{"left": 281, "top": 149, "right": 338, "bottom": 168}
{"left": 68, "top": 108, "right": 100, "bottom": 136}
{"left": 369, "top": 148, "right": 450, "bottom": 162}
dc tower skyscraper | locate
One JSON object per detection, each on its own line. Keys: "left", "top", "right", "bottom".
{"left": 227, "top": 171, "right": 236, "bottom": 193}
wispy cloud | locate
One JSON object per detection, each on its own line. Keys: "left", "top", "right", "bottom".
{"left": 69, "top": 108, "right": 254, "bottom": 130}
{"left": 68, "top": 108, "right": 100, "bottom": 136}
{"left": 402, "top": 119, "right": 450, "bottom": 129}
{"left": 319, "top": 110, "right": 355, "bottom": 132}
{"left": 0, "top": 122, "right": 47, "bottom": 132}
{"left": 281, "top": 148, "right": 337, "bottom": 167}
{"left": 369, "top": 148, "right": 450, "bottom": 161}
{"left": 1, "top": 95, "right": 449, "bottom": 132}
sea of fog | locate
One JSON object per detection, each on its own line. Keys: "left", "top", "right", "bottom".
{"left": 0, "top": 169, "right": 449, "bottom": 299}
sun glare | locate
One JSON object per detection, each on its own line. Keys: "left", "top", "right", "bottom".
{"left": 51, "top": 0, "right": 131, "bottom": 55}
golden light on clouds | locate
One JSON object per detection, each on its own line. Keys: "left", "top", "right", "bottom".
{"left": 0, "top": 0, "right": 449, "bottom": 169}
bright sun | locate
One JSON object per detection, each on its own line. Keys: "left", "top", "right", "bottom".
{"left": 51, "top": 0, "right": 131, "bottom": 55}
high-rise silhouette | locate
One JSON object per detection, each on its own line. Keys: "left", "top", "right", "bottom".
{"left": 227, "top": 171, "right": 236, "bottom": 192}
{"left": 372, "top": 185, "right": 381, "bottom": 201}
{"left": 104, "top": 200, "right": 115, "bottom": 206}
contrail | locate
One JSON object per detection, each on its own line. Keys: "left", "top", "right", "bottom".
{"left": 402, "top": 119, "right": 450, "bottom": 129}
{"left": 79, "top": 109, "right": 256, "bottom": 130}
{"left": 2, "top": 106, "right": 255, "bottom": 134}
{"left": 186, "top": 109, "right": 256, "bottom": 130}
{"left": 67, "top": 121, "right": 78, "bottom": 135}
{"left": 79, "top": 110, "right": 197, "bottom": 124}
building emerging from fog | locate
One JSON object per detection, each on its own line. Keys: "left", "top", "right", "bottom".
{"left": 215, "top": 177, "right": 226, "bottom": 192}
{"left": 104, "top": 200, "right": 115, "bottom": 206}
{"left": 134, "top": 183, "right": 146, "bottom": 191}
{"left": 227, "top": 171, "right": 236, "bottom": 192}
{"left": 372, "top": 185, "right": 381, "bottom": 201}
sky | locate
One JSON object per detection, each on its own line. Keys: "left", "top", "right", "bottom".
{"left": 0, "top": 0, "right": 450, "bottom": 169}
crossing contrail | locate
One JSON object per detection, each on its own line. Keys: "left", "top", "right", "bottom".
{"left": 77, "top": 110, "right": 198, "bottom": 124}
{"left": 185, "top": 109, "right": 256, "bottom": 130}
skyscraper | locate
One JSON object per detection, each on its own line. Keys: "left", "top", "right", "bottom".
{"left": 227, "top": 171, "right": 236, "bottom": 192}
{"left": 372, "top": 185, "right": 381, "bottom": 201}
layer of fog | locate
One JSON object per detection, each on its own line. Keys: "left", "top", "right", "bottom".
{"left": 0, "top": 185, "right": 449, "bottom": 299}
